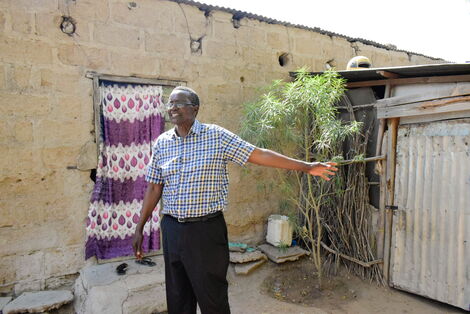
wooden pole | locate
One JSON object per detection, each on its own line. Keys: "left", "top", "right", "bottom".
{"left": 383, "top": 117, "right": 399, "bottom": 284}
{"left": 376, "top": 82, "right": 391, "bottom": 268}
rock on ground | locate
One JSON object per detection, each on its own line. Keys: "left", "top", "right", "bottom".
{"left": 2, "top": 290, "right": 73, "bottom": 314}
{"left": 234, "top": 259, "right": 267, "bottom": 275}
{"left": 229, "top": 251, "right": 267, "bottom": 264}
{"left": 258, "top": 244, "right": 309, "bottom": 263}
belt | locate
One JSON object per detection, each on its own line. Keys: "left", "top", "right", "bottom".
{"left": 168, "top": 211, "right": 222, "bottom": 223}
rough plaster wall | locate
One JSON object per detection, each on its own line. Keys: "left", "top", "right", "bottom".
{"left": 0, "top": 0, "right": 441, "bottom": 293}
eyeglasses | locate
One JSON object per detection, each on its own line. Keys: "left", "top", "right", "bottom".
{"left": 165, "top": 102, "right": 194, "bottom": 109}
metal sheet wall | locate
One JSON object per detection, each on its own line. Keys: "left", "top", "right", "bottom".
{"left": 390, "top": 119, "right": 470, "bottom": 311}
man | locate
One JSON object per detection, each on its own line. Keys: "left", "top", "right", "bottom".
{"left": 133, "top": 86, "right": 338, "bottom": 314}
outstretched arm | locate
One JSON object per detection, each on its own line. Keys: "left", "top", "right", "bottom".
{"left": 247, "top": 148, "right": 338, "bottom": 180}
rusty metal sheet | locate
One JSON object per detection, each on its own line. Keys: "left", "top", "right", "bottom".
{"left": 390, "top": 119, "right": 470, "bottom": 311}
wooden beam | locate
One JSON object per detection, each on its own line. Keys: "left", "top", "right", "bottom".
{"left": 376, "top": 71, "right": 400, "bottom": 79}
{"left": 346, "top": 74, "right": 470, "bottom": 88}
{"left": 92, "top": 76, "right": 101, "bottom": 155}
{"left": 376, "top": 81, "right": 470, "bottom": 107}
{"left": 383, "top": 118, "right": 399, "bottom": 285}
{"left": 377, "top": 97, "right": 470, "bottom": 119}
{"left": 86, "top": 71, "right": 187, "bottom": 87}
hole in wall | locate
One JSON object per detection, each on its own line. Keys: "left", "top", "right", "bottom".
{"left": 60, "top": 16, "right": 76, "bottom": 36}
{"left": 278, "top": 53, "right": 291, "bottom": 67}
{"left": 232, "top": 13, "right": 243, "bottom": 29}
{"left": 240, "top": 76, "right": 245, "bottom": 83}
{"left": 190, "top": 36, "right": 203, "bottom": 55}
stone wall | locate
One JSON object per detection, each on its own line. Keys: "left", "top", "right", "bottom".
{"left": 0, "top": 0, "right": 442, "bottom": 293}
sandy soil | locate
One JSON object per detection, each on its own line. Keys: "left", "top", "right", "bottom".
{"left": 227, "top": 257, "right": 467, "bottom": 314}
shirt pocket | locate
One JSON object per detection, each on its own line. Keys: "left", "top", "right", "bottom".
{"left": 184, "top": 148, "right": 223, "bottom": 174}
{"left": 160, "top": 156, "right": 180, "bottom": 178}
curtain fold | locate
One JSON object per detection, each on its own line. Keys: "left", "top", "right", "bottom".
{"left": 85, "top": 81, "right": 165, "bottom": 260}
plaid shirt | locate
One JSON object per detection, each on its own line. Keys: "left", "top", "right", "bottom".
{"left": 146, "top": 120, "right": 255, "bottom": 218}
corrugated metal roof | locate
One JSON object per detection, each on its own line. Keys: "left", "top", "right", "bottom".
{"left": 391, "top": 119, "right": 470, "bottom": 311}
{"left": 170, "top": 0, "right": 443, "bottom": 61}
{"left": 296, "top": 63, "right": 470, "bottom": 82}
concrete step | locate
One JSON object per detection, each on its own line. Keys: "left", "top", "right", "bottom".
{"left": 74, "top": 255, "right": 166, "bottom": 314}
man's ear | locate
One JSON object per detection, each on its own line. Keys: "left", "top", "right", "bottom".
{"left": 194, "top": 105, "right": 199, "bottom": 116}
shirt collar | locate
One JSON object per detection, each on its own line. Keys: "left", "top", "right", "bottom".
{"left": 170, "top": 119, "right": 202, "bottom": 138}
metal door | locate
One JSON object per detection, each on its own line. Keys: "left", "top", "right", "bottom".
{"left": 390, "top": 119, "right": 470, "bottom": 311}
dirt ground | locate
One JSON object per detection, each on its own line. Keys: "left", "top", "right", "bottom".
{"left": 227, "top": 257, "right": 467, "bottom": 314}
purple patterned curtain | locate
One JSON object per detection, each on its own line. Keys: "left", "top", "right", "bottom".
{"left": 85, "top": 81, "right": 165, "bottom": 260}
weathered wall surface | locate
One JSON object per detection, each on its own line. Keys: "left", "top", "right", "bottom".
{"left": 0, "top": 0, "right": 442, "bottom": 293}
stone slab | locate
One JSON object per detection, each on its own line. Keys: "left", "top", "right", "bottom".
{"left": 258, "top": 244, "right": 309, "bottom": 264}
{"left": 229, "top": 251, "right": 267, "bottom": 264}
{"left": 0, "top": 297, "right": 12, "bottom": 311}
{"left": 234, "top": 259, "right": 266, "bottom": 275}
{"left": 74, "top": 256, "right": 167, "bottom": 314}
{"left": 3, "top": 290, "right": 73, "bottom": 314}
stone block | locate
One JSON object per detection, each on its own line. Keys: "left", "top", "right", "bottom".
{"left": 93, "top": 23, "right": 141, "bottom": 49}
{"left": 13, "top": 280, "right": 43, "bottom": 295}
{"left": 267, "top": 31, "right": 289, "bottom": 50}
{"left": 9, "top": 0, "right": 58, "bottom": 13}
{"left": 3, "top": 290, "right": 73, "bottom": 314}
{"left": 77, "top": 141, "right": 97, "bottom": 170}
{"left": 109, "top": 52, "right": 160, "bottom": 77}
{"left": 0, "top": 220, "right": 77, "bottom": 256}
{"left": 6, "top": 64, "right": 32, "bottom": 90}
{"left": 58, "top": 0, "right": 109, "bottom": 23}
{"left": 0, "top": 146, "right": 34, "bottom": 179}
{"left": 10, "top": 9, "right": 33, "bottom": 34}
{"left": 54, "top": 71, "right": 89, "bottom": 95}
{"left": 237, "top": 26, "right": 266, "bottom": 47}
{"left": 0, "top": 297, "right": 12, "bottom": 312}
{"left": 173, "top": 3, "right": 210, "bottom": 38}
{"left": 56, "top": 44, "right": 94, "bottom": 72}
{"left": 0, "top": 36, "right": 53, "bottom": 65}
{"left": 158, "top": 57, "right": 185, "bottom": 78}
{"left": 34, "top": 119, "right": 88, "bottom": 147}
{"left": 212, "top": 20, "right": 236, "bottom": 40}
{"left": 50, "top": 95, "right": 84, "bottom": 124}
{"left": 44, "top": 246, "right": 84, "bottom": 277}
{"left": 13, "top": 119, "right": 33, "bottom": 143}
{"left": 0, "top": 64, "right": 4, "bottom": 89}
{"left": 14, "top": 251, "right": 45, "bottom": 282}
{"left": 145, "top": 32, "right": 189, "bottom": 57}
{"left": 293, "top": 36, "right": 319, "bottom": 55}
{"left": 210, "top": 10, "right": 233, "bottom": 22}
{"left": 0, "top": 255, "right": 16, "bottom": 285}
{"left": 0, "top": 10, "right": 5, "bottom": 32}
{"left": 110, "top": 0, "right": 173, "bottom": 32}
{"left": 45, "top": 273, "right": 79, "bottom": 290}
{"left": 0, "top": 93, "right": 50, "bottom": 118}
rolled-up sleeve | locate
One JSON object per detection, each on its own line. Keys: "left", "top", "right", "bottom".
{"left": 221, "top": 128, "right": 255, "bottom": 166}
{"left": 145, "top": 142, "right": 164, "bottom": 184}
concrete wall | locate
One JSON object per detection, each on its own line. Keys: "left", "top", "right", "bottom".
{"left": 0, "top": 0, "right": 441, "bottom": 294}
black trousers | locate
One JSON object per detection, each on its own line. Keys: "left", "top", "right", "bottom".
{"left": 161, "top": 213, "right": 230, "bottom": 314}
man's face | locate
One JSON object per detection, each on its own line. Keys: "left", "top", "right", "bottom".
{"left": 167, "top": 90, "right": 198, "bottom": 126}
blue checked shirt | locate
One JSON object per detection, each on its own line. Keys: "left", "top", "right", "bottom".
{"left": 145, "top": 120, "right": 255, "bottom": 218}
